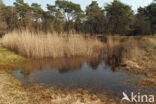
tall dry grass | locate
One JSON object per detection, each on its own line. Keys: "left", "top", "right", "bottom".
{"left": 104, "top": 36, "right": 144, "bottom": 68}
{"left": 2, "top": 31, "right": 104, "bottom": 58}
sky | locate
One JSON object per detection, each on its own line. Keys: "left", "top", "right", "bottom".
{"left": 2, "top": 0, "right": 153, "bottom": 12}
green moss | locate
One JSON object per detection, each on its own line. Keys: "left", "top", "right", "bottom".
{"left": 0, "top": 44, "right": 29, "bottom": 69}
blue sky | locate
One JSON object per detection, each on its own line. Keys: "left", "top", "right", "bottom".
{"left": 3, "top": 0, "right": 153, "bottom": 11}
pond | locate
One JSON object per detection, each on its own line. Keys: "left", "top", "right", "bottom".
{"left": 12, "top": 57, "right": 156, "bottom": 97}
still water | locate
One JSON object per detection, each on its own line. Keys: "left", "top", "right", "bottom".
{"left": 12, "top": 57, "right": 155, "bottom": 97}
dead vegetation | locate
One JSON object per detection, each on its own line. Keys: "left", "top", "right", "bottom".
{"left": 105, "top": 36, "right": 156, "bottom": 87}
{"left": 2, "top": 31, "right": 104, "bottom": 58}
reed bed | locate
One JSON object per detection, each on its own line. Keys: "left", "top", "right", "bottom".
{"left": 2, "top": 31, "right": 104, "bottom": 58}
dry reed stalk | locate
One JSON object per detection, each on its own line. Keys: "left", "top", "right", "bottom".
{"left": 2, "top": 31, "right": 104, "bottom": 58}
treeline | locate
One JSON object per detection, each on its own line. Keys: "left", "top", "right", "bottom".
{"left": 0, "top": 0, "right": 156, "bottom": 36}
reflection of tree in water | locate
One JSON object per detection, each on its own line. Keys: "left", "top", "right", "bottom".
{"left": 105, "top": 45, "right": 124, "bottom": 71}
{"left": 20, "top": 57, "right": 106, "bottom": 75}
{"left": 57, "top": 58, "right": 85, "bottom": 73}
{"left": 87, "top": 57, "right": 102, "bottom": 70}
{"left": 20, "top": 57, "right": 89, "bottom": 75}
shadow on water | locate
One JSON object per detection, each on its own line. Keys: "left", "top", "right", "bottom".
{"left": 12, "top": 57, "right": 156, "bottom": 97}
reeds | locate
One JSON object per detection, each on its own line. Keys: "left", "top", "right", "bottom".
{"left": 2, "top": 31, "right": 104, "bottom": 58}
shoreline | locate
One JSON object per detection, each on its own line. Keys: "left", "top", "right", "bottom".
{"left": 0, "top": 36, "right": 156, "bottom": 103}
{"left": 0, "top": 71, "right": 118, "bottom": 104}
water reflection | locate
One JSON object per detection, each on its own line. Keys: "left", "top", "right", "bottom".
{"left": 12, "top": 57, "right": 155, "bottom": 96}
{"left": 19, "top": 57, "right": 101, "bottom": 74}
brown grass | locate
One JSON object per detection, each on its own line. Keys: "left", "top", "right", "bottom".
{"left": 2, "top": 31, "right": 104, "bottom": 58}
{"left": 104, "top": 36, "right": 146, "bottom": 70}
